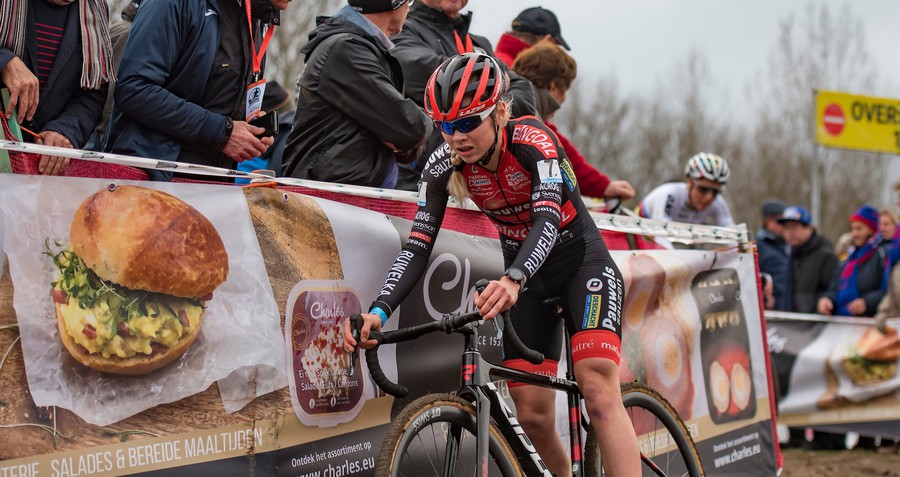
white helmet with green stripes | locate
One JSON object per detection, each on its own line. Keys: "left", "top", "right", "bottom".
{"left": 684, "top": 152, "right": 730, "bottom": 184}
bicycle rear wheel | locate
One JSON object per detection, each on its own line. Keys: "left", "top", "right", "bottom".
{"left": 376, "top": 393, "right": 523, "bottom": 477}
{"left": 585, "top": 383, "right": 704, "bottom": 477}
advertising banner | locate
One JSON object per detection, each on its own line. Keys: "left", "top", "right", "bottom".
{"left": 768, "top": 315, "right": 900, "bottom": 438}
{"left": 815, "top": 89, "right": 900, "bottom": 154}
{"left": 0, "top": 175, "right": 777, "bottom": 475}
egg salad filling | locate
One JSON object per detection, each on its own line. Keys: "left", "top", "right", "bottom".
{"left": 48, "top": 244, "right": 203, "bottom": 359}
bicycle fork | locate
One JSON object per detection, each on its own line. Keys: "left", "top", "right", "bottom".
{"left": 455, "top": 329, "right": 556, "bottom": 477}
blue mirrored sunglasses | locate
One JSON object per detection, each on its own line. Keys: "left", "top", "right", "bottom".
{"left": 437, "top": 107, "right": 494, "bottom": 135}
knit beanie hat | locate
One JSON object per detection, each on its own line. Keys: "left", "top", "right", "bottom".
{"left": 850, "top": 204, "right": 879, "bottom": 233}
{"left": 348, "top": 0, "right": 407, "bottom": 13}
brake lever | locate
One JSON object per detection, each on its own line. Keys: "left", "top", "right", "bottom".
{"left": 348, "top": 313, "right": 362, "bottom": 377}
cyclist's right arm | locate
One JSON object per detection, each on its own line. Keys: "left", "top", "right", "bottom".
{"left": 343, "top": 146, "right": 454, "bottom": 350}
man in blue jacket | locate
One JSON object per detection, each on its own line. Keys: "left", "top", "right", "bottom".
{"left": 756, "top": 199, "right": 788, "bottom": 309}
{"left": 104, "top": 0, "right": 291, "bottom": 180}
{"left": 1, "top": 0, "right": 113, "bottom": 175}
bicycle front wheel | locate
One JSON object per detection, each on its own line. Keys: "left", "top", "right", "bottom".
{"left": 585, "top": 383, "right": 704, "bottom": 477}
{"left": 376, "top": 393, "right": 523, "bottom": 477}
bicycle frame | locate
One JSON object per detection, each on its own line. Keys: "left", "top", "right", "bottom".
{"left": 453, "top": 322, "right": 585, "bottom": 477}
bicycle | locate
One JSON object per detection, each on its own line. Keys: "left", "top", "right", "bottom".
{"left": 349, "top": 280, "right": 704, "bottom": 477}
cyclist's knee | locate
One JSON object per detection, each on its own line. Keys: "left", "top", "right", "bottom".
{"left": 510, "top": 386, "right": 557, "bottom": 433}
{"left": 575, "top": 358, "right": 622, "bottom": 413}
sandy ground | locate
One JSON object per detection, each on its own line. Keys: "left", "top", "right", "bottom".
{"left": 781, "top": 448, "right": 900, "bottom": 476}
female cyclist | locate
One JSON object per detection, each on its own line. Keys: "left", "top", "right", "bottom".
{"left": 343, "top": 52, "right": 639, "bottom": 477}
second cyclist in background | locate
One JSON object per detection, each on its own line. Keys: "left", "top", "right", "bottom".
{"left": 638, "top": 152, "right": 735, "bottom": 228}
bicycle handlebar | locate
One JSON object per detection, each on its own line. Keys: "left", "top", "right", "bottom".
{"left": 349, "top": 278, "right": 544, "bottom": 398}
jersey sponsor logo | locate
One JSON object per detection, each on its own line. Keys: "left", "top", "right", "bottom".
{"left": 415, "top": 222, "right": 436, "bottom": 234}
{"left": 532, "top": 200, "right": 560, "bottom": 212}
{"left": 407, "top": 238, "right": 430, "bottom": 249}
{"left": 536, "top": 159, "right": 563, "bottom": 184}
{"left": 664, "top": 193, "right": 675, "bottom": 217}
{"left": 495, "top": 223, "right": 529, "bottom": 240}
{"left": 487, "top": 202, "right": 530, "bottom": 217}
{"left": 380, "top": 250, "right": 415, "bottom": 295}
{"left": 586, "top": 278, "right": 603, "bottom": 292}
{"left": 512, "top": 124, "right": 558, "bottom": 158}
{"left": 532, "top": 192, "right": 541, "bottom": 201}
{"left": 504, "top": 238, "right": 520, "bottom": 249}
{"left": 417, "top": 182, "right": 428, "bottom": 206}
{"left": 410, "top": 231, "right": 431, "bottom": 243}
{"left": 522, "top": 222, "right": 558, "bottom": 275}
{"left": 425, "top": 143, "right": 451, "bottom": 166}
{"left": 559, "top": 158, "right": 578, "bottom": 192}
{"left": 602, "top": 266, "right": 623, "bottom": 332}
{"left": 560, "top": 201, "right": 577, "bottom": 227}
{"left": 505, "top": 170, "right": 528, "bottom": 189}
{"left": 428, "top": 156, "right": 455, "bottom": 178}
{"left": 468, "top": 177, "right": 491, "bottom": 187}
{"left": 415, "top": 211, "right": 436, "bottom": 224}
{"left": 583, "top": 294, "right": 603, "bottom": 329}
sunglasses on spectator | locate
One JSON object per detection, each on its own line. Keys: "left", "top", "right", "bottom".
{"left": 436, "top": 107, "right": 495, "bottom": 135}
{"left": 695, "top": 184, "right": 721, "bottom": 197}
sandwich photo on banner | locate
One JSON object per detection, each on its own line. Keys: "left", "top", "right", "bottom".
{"left": 0, "top": 176, "right": 285, "bottom": 426}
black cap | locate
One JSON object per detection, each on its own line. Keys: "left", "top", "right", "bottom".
{"left": 761, "top": 199, "right": 786, "bottom": 218}
{"left": 347, "top": 0, "right": 406, "bottom": 14}
{"left": 511, "top": 7, "right": 570, "bottom": 50}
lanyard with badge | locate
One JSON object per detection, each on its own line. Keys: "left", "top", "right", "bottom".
{"left": 244, "top": 0, "right": 275, "bottom": 121}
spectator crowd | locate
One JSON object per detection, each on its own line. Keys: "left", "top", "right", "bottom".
{"left": 3, "top": 0, "right": 897, "bottom": 310}
{"left": 5, "top": 0, "right": 900, "bottom": 460}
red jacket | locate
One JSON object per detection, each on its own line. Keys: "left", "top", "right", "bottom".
{"left": 547, "top": 122, "right": 610, "bottom": 198}
{"left": 494, "top": 33, "right": 530, "bottom": 67}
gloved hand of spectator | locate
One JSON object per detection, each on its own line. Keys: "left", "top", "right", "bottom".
{"left": 35, "top": 131, "right": 72, "bottom": 175}
{"left": 603, "top": 180, "right": 635, "bottom": 201}
{"left": 1, "top": 56, "right": 39, "bottom": 122}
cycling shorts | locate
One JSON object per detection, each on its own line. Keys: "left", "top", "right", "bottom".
{"left": 503, "top": 233, "right": 623, "bottom": 386}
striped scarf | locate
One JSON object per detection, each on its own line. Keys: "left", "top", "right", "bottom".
{"left": 0, "top": 0, "right": 115, "bottom": 89}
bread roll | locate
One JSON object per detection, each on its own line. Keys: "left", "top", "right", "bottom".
{"left": 70, "top": 186, "right": 228, "bottom": 298}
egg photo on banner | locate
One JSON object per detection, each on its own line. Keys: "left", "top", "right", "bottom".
{"left": 0, "top": 175, "right": 285, "bottom": 426}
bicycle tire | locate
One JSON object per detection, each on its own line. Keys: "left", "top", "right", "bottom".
{"left": 584, "top": 383, "right": 704, "bottom": 477}
{"left": 376, "top": 393, "right": 524, "bottom": 477}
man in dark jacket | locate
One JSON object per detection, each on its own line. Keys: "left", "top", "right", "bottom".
{"left": 389, "top": 0, "right": 538, "bottom": 190}
{"left": 779, "top": 206, "right": 839, "bottom": 313}
{"left": 90, "top": 0, "right": 140, "bottom": 148}
{"left": 105, "top": 0, "right": 289, "bottom": 180}
{"left": 756, "top": 199, "right": 789, "bottom": 309}
{"left": 0, "top": 0, "right": 112, "bottom": 175}
{"left": 282, "top": 0, "right": 430, "bottom": 188}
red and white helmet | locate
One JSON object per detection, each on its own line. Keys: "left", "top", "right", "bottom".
{"left": 424, "top": 53, "right": 508, "bottom": 122}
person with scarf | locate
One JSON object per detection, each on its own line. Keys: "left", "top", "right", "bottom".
{"left": 1, "top": 0, "right": 114, "bottom": 175}
{"left": 819, "top": 205, "right": 888, "bottom": 317}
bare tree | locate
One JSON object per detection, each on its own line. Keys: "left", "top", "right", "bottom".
{"left": 266, "top": 0, "right": 343, "bottom": 88}
{"left": 746, "top": 2, "right": 883, "bottom": 239}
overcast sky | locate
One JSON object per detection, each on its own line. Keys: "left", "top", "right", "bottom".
{"left": 469, "top": 0, "right": 900, "bottom": 100}
{"left": 468, "top": 0, "right": 900, "bottom": 205}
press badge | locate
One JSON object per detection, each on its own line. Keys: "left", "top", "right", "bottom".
{"left": 246, "top": 79, "right": 266, "bottom": 120}
{"left": 537, "top": 159, "right": 563, "bottom": 184}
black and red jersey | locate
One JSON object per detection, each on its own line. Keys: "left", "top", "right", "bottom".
{"left": 374, "top": 117, "right": 599, "bottom": 315}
